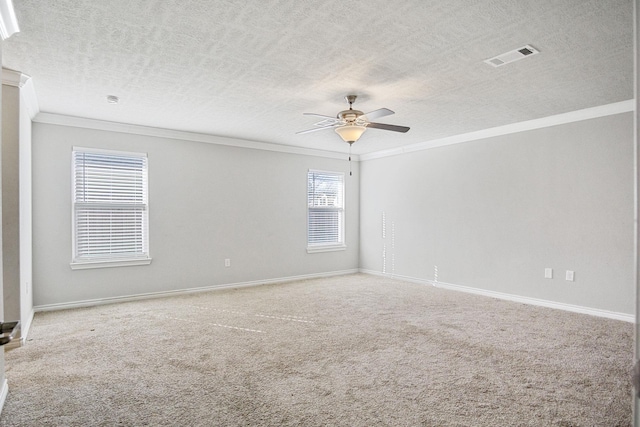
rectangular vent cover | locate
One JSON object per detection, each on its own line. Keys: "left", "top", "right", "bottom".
{"left": 484, "top": 45, "right": 539, "bottom": 67}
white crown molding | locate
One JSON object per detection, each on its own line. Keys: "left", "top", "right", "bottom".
{"left": 33, "top": 112, "right": 359, "bottom": 161}
{"left": 0, "top": 0, "right": 19, "bottom": 40}
{"left": 2, "top": 68, "right": 41, "bottom": 119}
{"left": 360, "top": 99, "right": 635, "bottom": 161}
{"left": 1, "top": 68, "right": 27, "bottom": 87}
{"left": 19, "top": 78, "right": 40, "bottom": 120}
{"left": 30, "top": 99, "right": 634, "bottom": 162}
{"left": 360, "top": 269, "right": 634, "bottom": 323}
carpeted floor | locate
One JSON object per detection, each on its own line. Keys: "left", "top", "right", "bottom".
{"left": 0, "top": 274, "right": 633, "bottom": 426}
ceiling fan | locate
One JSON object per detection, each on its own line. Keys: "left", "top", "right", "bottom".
{"left": 296, "top": 95, "right": 410, "bottom": 145}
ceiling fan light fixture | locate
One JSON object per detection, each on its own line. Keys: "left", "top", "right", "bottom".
{"left": 335, "top": 125, "right": 366, "bottom": 144}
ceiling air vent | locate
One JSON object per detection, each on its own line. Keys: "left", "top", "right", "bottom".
{"left": 484, "top": 45, "right": 539, "bottom": 67}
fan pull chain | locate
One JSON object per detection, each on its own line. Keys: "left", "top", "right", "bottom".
{"left": 348, "top": 143, "right": 352, "bottom": 176}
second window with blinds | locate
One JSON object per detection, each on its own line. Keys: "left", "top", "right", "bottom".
{"left": 307, "top": 170, "right": 345, "bottom": 252}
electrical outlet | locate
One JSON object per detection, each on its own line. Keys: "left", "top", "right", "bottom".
{"left": 544, "top": 268, "right": 553, "bottom": 279}
{"left": 565, "top": 270, "right": 574, "bottom": 281}
{"left": 224, "top": 259, "right": 231, "bottom": 267}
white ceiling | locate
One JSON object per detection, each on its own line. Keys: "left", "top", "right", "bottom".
{"left": 1, "top": 0, "right": 633, "bottom": 155}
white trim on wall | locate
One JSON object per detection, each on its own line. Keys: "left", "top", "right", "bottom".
{"left": 2, "top": 69, "right": 40, "bottom": 119}
{"left": 1, "top": 68, "right": 26, "bottom": 87}
{"left": 0, "top": 380, "right": 7, "bottom": 416}
{"left": 360, "top": 100, "right": 635, "bottom": 161}
{"left": 360, "top": 269, "right": 634, "bottom": 323}
{"left": 25, "top": 98, "right": 635, "bottom": 163}
{"left": 33, "top": 269, "right": 359, "bottom": 312}
{"left": 33, "top": 112, "right": 357, "bottom": 161}
{"left": 19, "top": 308, "right": 34, "bottom": 345}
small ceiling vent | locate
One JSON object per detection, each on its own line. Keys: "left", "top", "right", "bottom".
{"left": 484, "top": 45, "right": 539, "bottom": 67}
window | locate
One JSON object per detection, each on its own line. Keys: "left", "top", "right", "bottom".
{"left": 71, "top": 147, "right": 151, "bottom": 269}
{"left": 307, "top": 170, "right": 345, "bottom": 252}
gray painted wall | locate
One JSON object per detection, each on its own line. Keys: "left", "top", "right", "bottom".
{"left": 360, "top": 112, "right": 634, "bottom": 315}
{"left": 31, "top": 111, "right": 634, "bottom": 315}
{"left": 32, "top": 123, "right": 359, "bottom": 306}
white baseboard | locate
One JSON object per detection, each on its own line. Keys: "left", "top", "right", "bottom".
{"left": 360, "top": 269, "right": 634, "bottom": 323}
{"left": 0, "top": 379, "right": 8, "bottom": 416}
{"left": 21, "top": 309, "right": 35, "bottom": 342}
{"left": 34, "top": 269, "right": 360, "bottom": 312}
{"left": 33, "top": 268, "right": 634, "bottom": 322}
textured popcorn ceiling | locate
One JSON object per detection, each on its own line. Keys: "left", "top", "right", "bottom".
{"left": 2, "top": 0, "right": 633, "bottom": 155}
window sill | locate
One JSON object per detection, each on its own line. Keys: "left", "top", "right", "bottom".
{"left": 307, "top": 244, "right": 347, "bottom": 254}
{"left": 70, "top": 258, "right": 152, "bottom": 270}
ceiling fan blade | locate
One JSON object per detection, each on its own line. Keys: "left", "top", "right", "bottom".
{"left": 363, "top": 108, "right": 394, "bottom": 120}
{"left": 366, "top": 122, "right": 410, "bottom": 133}
{"left": 302, "top": 113, "right": 340, "bottom": 126}
{"left": 303, "top": 112, "right": 337, "bottom": 119}
{"left": 295, "top": 125, "right": 337, "bottom": 135}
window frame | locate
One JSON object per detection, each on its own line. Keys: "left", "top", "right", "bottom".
{"left": 307, "top": 169, "right": 346, "bottom": 253}
{"left": 70, "top": 147, "right": 151, "bottom": 270}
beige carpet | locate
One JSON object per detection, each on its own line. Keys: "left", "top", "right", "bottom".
{"left": 0, "top": 274, "right": 633, "bottom": 426}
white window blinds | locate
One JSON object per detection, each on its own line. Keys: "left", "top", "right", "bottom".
{"left": 72, "top": 148, "right": 149, "bottom": 266}
{"left": 307, "top": 170, "right": 345, "bottom": 250}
